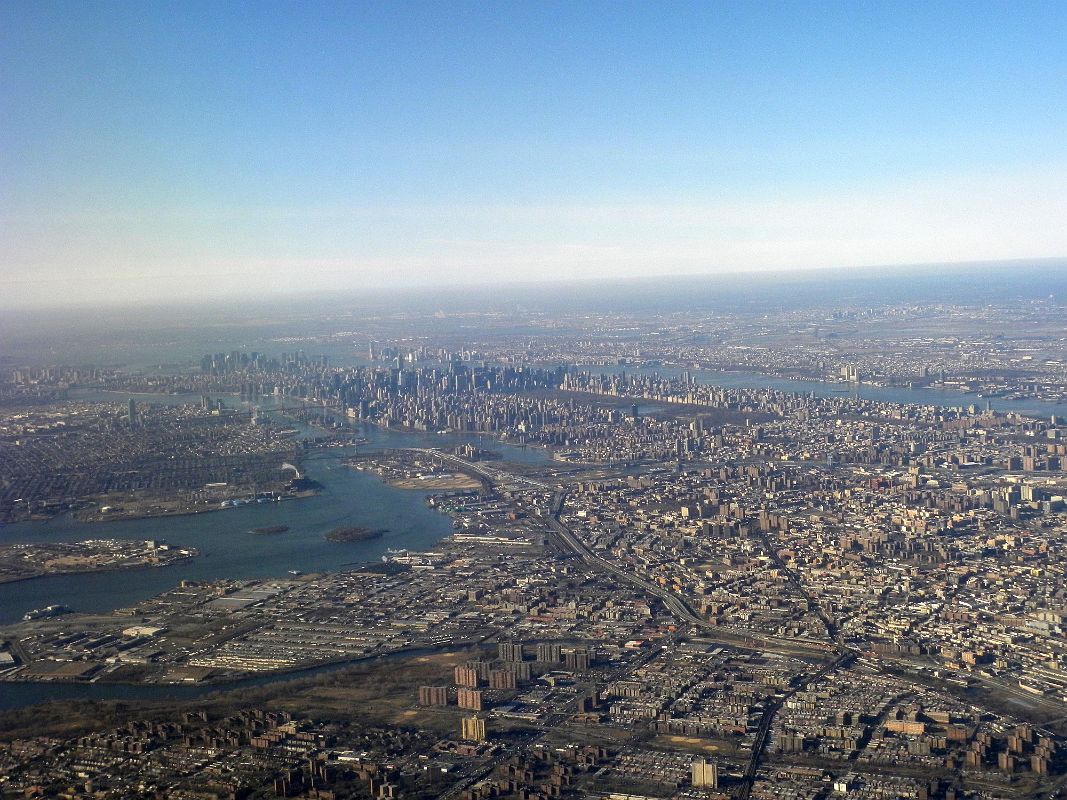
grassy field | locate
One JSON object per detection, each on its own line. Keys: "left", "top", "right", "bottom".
{"left": 0, "top": 647, "right": 487, "bottom": 741}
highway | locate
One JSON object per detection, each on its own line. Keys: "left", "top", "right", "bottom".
{"left": 382, "top": 448, "right": 1061, "bottom": 795}
{"left": 407, "top": 447, "right": 556, "bottom": 491}
{"left": 544, "top": 492, "right": 833, "bottom": 656}
{"left": 754, "top": 529, "right": 839, "bottom": 642}
{"left": 736, "top": 649, "right": 853, "bottom": 799}
{"left": 413, "top": 457, "right": 857, "bottom": 796}
{"left": 544, "top": 489, "right": 855, "bottom": 796}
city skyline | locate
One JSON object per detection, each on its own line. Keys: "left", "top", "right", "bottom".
{"left": 5, "top": 5, "right": 1067, "bottom": 793}
{"left": 4, "top": 295, "right": 1067, "bottom": 799}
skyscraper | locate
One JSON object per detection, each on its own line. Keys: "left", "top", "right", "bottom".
{"left": 461, "top": 715, "right": 486, "bottom": 742}
{"left": 692, "top": 757, "right": 718, "bottom": 788}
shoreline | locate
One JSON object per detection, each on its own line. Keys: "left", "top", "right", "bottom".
{"left": 65, "top": 373, "right": 1067, "bottom": 429}
{"left": 0, "top": 457, "right": 462, "bottom": 691}
{"left": 0, "top": 552, "right": 200, "bottom": 588}
{"left": 3, "top": 490, "right": 319, "bottom": 528}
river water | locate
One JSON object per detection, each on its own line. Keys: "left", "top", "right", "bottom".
{"left": 0, "top": 409, "right": 557, "bottom": 709}
{"left": 0, "top": 420, "right": 551, "bottom": 627}
{"left": 577, "top": 365, "right": 1067, "bottom": 419}
{"left": 0, "top": 372, "right": 1061, "bottom": 710}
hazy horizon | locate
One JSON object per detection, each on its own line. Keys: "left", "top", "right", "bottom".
{"left": 4, "top": 2, "right": 1067, "bottom": 308}
{"left": 0, "top": 256, "right": 1064, "bottom": 313}
{"left": 0, "top": 258, "right": 1055, "bottom": 319}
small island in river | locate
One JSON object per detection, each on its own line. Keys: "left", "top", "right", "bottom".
{"left": 250, "top": 525, "right": 290, "bottom": 535}
{"left": 325, "top": 526, "right": 387, "bottom": 543}
{"left": 0, "top": 539, "right": 199, "bottom": 584}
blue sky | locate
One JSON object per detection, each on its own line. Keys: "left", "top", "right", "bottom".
{"left": 2, "top": 1, "right": 1066, "bottom": 305}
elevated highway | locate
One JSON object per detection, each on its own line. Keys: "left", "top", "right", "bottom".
{"left": 545, "top": 489, "right": 855, "bottom": 797}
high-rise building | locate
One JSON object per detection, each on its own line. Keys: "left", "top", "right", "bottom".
{"left": 454, "top": 666, "right": 480, "bottom": 687}
{"left": 563, "top": 648, "right": 590, "bottom": 671}
{"left": 536, "top": 643, "right": 562, "bottom": 663}
{"left": 418, "top": 686, "right": 448, "bottom": 706}
{"left": 461, "top": 715, "right": 486, "bottom": 742}
{"left": 691, "top": 757, "right": 718, "bottom": 788}
{"left": 777, "top": 732, "right": 805, "bottom": 753}
{"left": 498, "top": 642, "right": 524, "bottom": 662}
{"left": 465, "top": 660, "right": 491, "bottom": 680}
{"left": 499, "top": 661, "right": 531, "bottom": 681}
{"left": 457, "top": 688, "right": 483, "bottom": 711}
{"left": 489, "top": 669, "right": 516, "bottom": 690}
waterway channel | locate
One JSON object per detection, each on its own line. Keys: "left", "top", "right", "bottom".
{"left": 577, "top": 365, "right": 1067, "bottom": 419}
{"left": 0, "top": 410, "right": 556, "bottom": 708}
{"left": 0, "top": 373, "right": 1062, "bottom": 709}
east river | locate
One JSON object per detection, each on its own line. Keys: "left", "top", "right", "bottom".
{"left": 1, "top": 372, "right": 1064, "bottom": 709}
{"left": 0, "top": 414, "right": 554, "bottom": 709}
